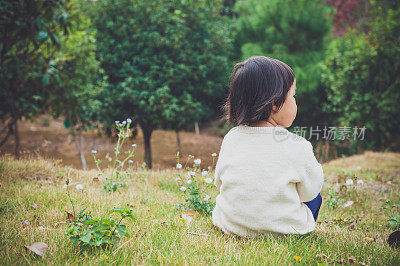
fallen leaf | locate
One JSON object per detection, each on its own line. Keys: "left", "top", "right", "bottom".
{"left": 25, "top": 242, "right": 49, "bottom": 257}
{"left": 316, "top": 253, "right": 345, "bottom": 264}
{"left": 387, "top": 231, "right": 400, "bottom": 249}
{"left": 343, "top": 201, "right": 354, "bottom": 208}
{"left": 364, "top": 237, "right": 375, "bottom": 243}
{"left": 187, "top": 232, "right": 211, "bottom": 237}
{"left": 181, "top": 210, "right": 197, "bottom": 224}
{"left": 149, "top": 179, "right": 157, "bottom": 186}
{"left": 347, "top": 220, "right": 357, "bottom": 230}
{"left": 348, "top": 256, "right": 356, "bottom": 263}
{"left": 67, "top": 212, "right": 75, "bottom": 222}
{"left": 54, "top": 221, "right": 66, "bottom": 228}
{"left": 92, "top": 177, "right": 99, "bottom": 182}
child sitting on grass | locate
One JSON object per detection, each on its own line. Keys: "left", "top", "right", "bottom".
{"left": 212, "top": 56, "right": 324, "bottom": 237}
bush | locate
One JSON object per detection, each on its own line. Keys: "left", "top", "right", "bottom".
{"left": 320, "top": 7, "right": 400, "bottom": 151}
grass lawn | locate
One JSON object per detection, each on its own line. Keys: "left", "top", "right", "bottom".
{"left": 0, "top": 151, "right": 399, "bottom": 265}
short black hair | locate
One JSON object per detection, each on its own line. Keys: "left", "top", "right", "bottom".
{"left": 223, "top": 56, "right": 295, "bottom": 126}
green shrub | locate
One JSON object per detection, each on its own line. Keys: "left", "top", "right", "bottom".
{"left": 321, "top": 7, "right": 400, "bottom": 150}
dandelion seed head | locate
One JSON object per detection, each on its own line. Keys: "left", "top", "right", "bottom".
{"left": 205, "top": 177, "right": 213, "bottom": 184}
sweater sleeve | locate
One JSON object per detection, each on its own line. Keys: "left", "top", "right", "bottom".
{"left": 214, "top": 144, "right": 224, "bottom": 190}
{"left": 296, "top": 140, "right": 324, "bottom": 202}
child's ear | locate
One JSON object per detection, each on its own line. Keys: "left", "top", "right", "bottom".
{"left": 272, "top": 104, "right": 277, "bottom": 112}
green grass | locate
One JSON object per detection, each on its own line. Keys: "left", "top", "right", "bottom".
{"left": 1, "top": 152, "right": 400, "bottom": 265}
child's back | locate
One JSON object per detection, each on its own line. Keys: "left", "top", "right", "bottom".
{"left": 212, "top": 56, "right": 324, "bottom": 237}
{"left": 212, "top": 125, "right": 324, "bottom": 236}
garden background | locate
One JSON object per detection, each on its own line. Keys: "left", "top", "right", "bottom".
{"left": 1, "top": 0, "right": 400, "bottom": 264}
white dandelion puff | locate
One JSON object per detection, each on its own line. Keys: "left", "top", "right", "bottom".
{"left": 202, "top": 170, "right": 208, "bottom": 176}
{"left": 176, "top": 163, "right": 182, "bottom": 169}
{"left": 194, "top": 158, "right": 201, "bottom": 165}
{"left": 346, "top": 179, "right": 353, "bottom": 186}
{"left": 180, "top": 186, "right": 187, "bottom": 191}
{"left": 205, "top": 177, "right": 213, "bottom": 184}
{"left": 75, "top": 184, "right": 83, "bottom": 190}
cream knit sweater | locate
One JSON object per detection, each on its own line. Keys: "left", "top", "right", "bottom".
{"left": 212, "top": 125, "right": 324, "bottom": 237}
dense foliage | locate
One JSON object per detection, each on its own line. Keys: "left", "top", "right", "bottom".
{"left": 233, "top": 0, "right": 334, "bottom": 127}
{"left": 321, "top": 6, "right": 400, "bottom": 150}
{"left": 90, "top": 0, "right": 233, "bottom": 168}
{"left": 0, "top": 0, "right": 71, "bottom": 155}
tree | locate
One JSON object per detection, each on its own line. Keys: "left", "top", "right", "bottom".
{"left": 0, "top": 0, "right": 71, "bottom": 156}
{"left": 233, "top": 0, "right": 334, "bottom": 127}
{"left": 47, "top": 0, "right": 103, "bottom": 170}
{"left": 320, "top": 6, "right": 400, "bottom": 150}
{"left": 91, "top": 0, "right": 232, "bottom": 168}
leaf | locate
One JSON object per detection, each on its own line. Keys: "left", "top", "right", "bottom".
{"left": 64, "top": 119, "right": 70, "bottom": 129}
{"left": 70, "top": 236, "right": 79, "bottom": 245}
{"left": 25, "top": 242, "right": 49, "bottom": 257}
{"left": 67, "top": 212, "right": 75, "bottom": 222}
{"left": 116, "top": 224, "right": 126, "bottom": 237}
{"left": 80, "top": 232, "right": 92, "bottom": 243}
{"left": 348, "top": 256, "right": 356, "bottom": 264}
{"left": 42, "top": 74, "right": 49, "bottom": 86}
{"left": 364, "top": 237, "right": 375, "bottom": 243}
{"left": 347, "top": 220, "right": 357, "bottom": 230}
{"left": 181, "top": 210, "right": 197, "bottom": 224}
{"left": 37, "top": 31, "right": 48, "bottom": 41}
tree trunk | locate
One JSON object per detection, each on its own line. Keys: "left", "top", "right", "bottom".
{"left": 175, "top": 129, "right": 181, "bottom": 152}
{"left": 194, "top": 121, "right": 200, "bottom": 135}
{"left": 0, "top": 119, "right": 16, "bottom": 148}
{"left": 14, "top": 120, "right": 19, "bottom": 158}
{"left": 141, "top": 125, "right": 153, "bottom": 169}
{"left": 72, "top": 129, "right": 87, "bottom": 170}
{"left": 78, "top": 130, "right": 87, "bottom": 170}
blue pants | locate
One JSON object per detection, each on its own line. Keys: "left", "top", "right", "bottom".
{"left": 304, "top": 193, "right": 322, "bottom": 222}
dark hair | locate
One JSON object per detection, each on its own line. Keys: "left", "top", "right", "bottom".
{"left": 223, "top": 56, "right": 295, "bottom": 126}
